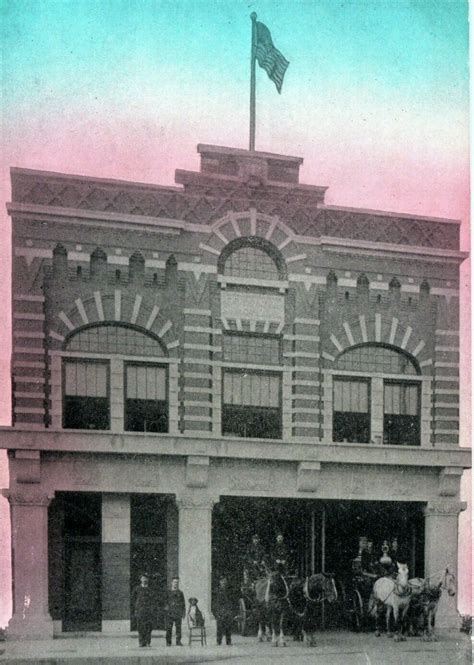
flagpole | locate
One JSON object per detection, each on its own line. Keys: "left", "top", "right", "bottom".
{"left": 249, "top": 12, "right": 257, "bottom": 151}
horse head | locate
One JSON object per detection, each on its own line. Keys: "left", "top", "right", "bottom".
{"left": 267, "top": 571, "right": 288, "bottom": 602}
{"left": 305, "top": 573, "right": 338, "bottom": 604}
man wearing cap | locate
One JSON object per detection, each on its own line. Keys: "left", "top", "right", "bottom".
{"left": 164, "top": 576, "right": 186, "bottom": 646}
{"left": 271, "top": 533, "right": 290, "bottom": 575}
{"left": 214, "top": 576, "right": 233, "bottom": 646}
{"left": 132, "top": 574, "right": 155, "bottom": 647}
{"left": 245, "top": 534, "right": 267, "bottom": 579}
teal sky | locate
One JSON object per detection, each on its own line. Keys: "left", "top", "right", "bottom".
{"left": 2, "top": 0, "right": 469, "bottom": 111}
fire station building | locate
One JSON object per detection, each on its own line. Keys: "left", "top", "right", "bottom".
{"left": 1, "top": 144, "right": 469, "bottom": 638}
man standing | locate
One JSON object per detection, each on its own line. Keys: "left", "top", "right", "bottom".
{"left": 214, "top": 576, "right": 233, "bottom": 646}
{"left": 164, "top": 576, "right": 186, "bottom": 646}
{"left": 132, "top": 574, "right": 155, "bottom": 647}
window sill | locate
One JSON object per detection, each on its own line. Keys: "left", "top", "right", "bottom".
{"left": 218, "top": 275, "right": 288, "bottom": 292}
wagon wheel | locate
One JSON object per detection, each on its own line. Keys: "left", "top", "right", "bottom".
{"left": 349, "top": 589, "right": 364, "bottom": 632}
{"left": 236, "top": 597, "right": 248, "bottom": 636}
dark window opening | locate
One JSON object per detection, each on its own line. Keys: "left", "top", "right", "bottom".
{"left": 222, "top": 405, "right": 281, "bottom": 439}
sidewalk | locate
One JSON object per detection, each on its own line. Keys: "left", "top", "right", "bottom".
{"left": 0, "top": 630, "right": 471, "bottom": 665}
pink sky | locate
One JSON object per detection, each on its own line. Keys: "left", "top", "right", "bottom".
{"left": 0, "top": 0, "right": 471, "bottom": 627}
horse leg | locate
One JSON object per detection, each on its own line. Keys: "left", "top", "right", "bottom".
{"left": 386, "top": 606, "right": 393, "bottom": 638}
{"left": 277, "top": 611, "right": 286, "bottom": 647}
{"left": 270, "top": 608, "right": 278, "bottom": 646}
{"left": 374, "top": 602, "right": 382, "bottom": 637}
{"left": 393, "top": 605, "right": 404, "bottom": 642}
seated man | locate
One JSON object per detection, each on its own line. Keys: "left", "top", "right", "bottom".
{"left": 244, "top": 534, "right": 267, "bottom": 580}
{"left": 361, "top": 539, "right": 378, "bottom": 578}
{"left": 271, "top": 532, "right": 290, "bottom": 576}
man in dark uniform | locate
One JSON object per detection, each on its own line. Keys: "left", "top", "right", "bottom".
{"left": 132, "top": 573, "right": 155, "bottom": 647}
{"left": 245, "top": 534, "right": 266, "bottom": 579}
{"left": 214, "top": 576, "right": 233, "bottom": 646}
{"left": 271, "top": 532, "right": 290, "bottom": 575}
{"left": 164, "top": 576, "right": 186, "bottom": 646}
{"left": 361, "top": 538, "right": 378, "bottom": 575}
{"left": 388, "top": 538, "right": 409, "bottom": 578}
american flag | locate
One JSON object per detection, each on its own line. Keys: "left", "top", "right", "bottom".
{"left": 255, "top": 21, "right": 289, "bottom": 94}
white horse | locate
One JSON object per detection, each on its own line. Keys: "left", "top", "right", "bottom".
{"left": 407, "top": 567, "right": 456, "bottom": 641}
{"left": 370, "top": 562, "right": 411, "bottom": 641}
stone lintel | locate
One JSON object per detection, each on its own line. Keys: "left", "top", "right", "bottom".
{"left": 297, "top": 461, "right": 322, "bottom": 492}
{"left": 438, "top": 466, "right": 464, "bottom": 497}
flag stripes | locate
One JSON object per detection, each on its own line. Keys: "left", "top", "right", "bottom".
{"left": 255, "top": 21, "right": 289, "bottom": 93}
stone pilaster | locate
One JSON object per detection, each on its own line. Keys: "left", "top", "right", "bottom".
{"left": 101, "top": 494, "right": 131, "bottom": 633}
{"left": 176, "top": 493, "right": 218, "bottom": 626}
{"left": 3, "top": 489, "right": 54, "bottom": 639}
{"left": 423, "top": 500, "right": 466, "bottom": 629}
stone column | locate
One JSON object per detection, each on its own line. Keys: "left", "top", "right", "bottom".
{"left": 101, "top": 494, "right": 131, "bottom": 633}
{"left": 4, "top": 489, "right": 54, "bottom": 639}
{"left": 423, "top": 500, "right": 466, "bottom": 629}
{"left": 176, "top": 493, "right": 218, "bottom": 626}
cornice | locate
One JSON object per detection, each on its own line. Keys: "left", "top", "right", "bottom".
{"left": 0, "top": 428, "right": 470, "bottom": 470}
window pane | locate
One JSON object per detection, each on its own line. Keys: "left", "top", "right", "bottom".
{"left": 334, "top": 379, "right": 368, "bottom": 413}
{"left": 127, "top": 365, "right": 137, "bottom": 399}
{"left": 223, "top": 334, "right": 280, "bottom": 365}
{"left": 335, "top": 345, "right": 418, "bottom": 375}
{"left": 66, "top": 324, "right": 164, "bottom": 357}
{"left": 224, "top": 246, "right": 279, "bottom": 280}
{"left": 224, "top": 372, "right": 280, "bottom": 407}
{"left": 385, "top": 383, "right": 419, "bottom": 416}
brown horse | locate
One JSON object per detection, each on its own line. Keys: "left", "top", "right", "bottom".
{"left": 255, "top": 572, "right": 290, "bottom": 647}
{"left": 299, "top": 573, "right": 338, "bottom": 646}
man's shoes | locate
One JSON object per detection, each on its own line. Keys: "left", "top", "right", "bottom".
{"left": 166, "top": 643, "right": 171, "bottom": 647}
{"left": 176, "top": 641, "right": 183, "bottom": 646}
{"left": 217, "top": 641, "right": 222, "bottom": 646}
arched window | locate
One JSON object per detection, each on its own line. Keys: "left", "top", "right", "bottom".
{"left": 335, "top": 344, "right": 419, "bottom": 375}
{"left": 332, "top": 344, "right": 420, "bottom": 446}
{"left": 62, "top": 324, "right": 168, "bottom": 433}
{"left": 224, "top": 245, "right": 279, "bottom": 280}
{"left": 218, "top": 237, "right": 286, "bottom": 281}
{"left": 64, "top": 323, "right": 166, "bottom": 357}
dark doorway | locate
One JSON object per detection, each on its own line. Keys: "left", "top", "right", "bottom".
{"left": 61, "top": 493, "right": 102, "bottom": 632}
{"left": 213, "top": 496, "right": 424, "bottom": 630}
{"left": 130, "top": 494, "right": 168, "bottom": 630}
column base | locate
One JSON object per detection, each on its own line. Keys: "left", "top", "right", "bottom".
{"left": 434, "top": 603, "right": 462, "bottom": 630}
{"left": 7, "top": 612, "right": 54, "bottom": 640}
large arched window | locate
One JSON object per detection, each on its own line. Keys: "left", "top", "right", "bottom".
{"left": 333, "top": 344, "right": 421, "bottom": 446}
{"left": 62, "top": 324, "right": 168, "bottom": 433}
{"left": 218, "top": 237, "right": 287, "bottom": 281}
{"left": 224, "top": 246, "right": 279, "bottom": 280}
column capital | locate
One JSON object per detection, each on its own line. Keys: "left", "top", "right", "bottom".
{"left": 423, "top": 500, "right": 467, "bottom": 517}
{"left": 2, "top": 489, "right": 54, "bottom": 507}
{"left": 175, "top": 493, "right": 219, "bottom": 510}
